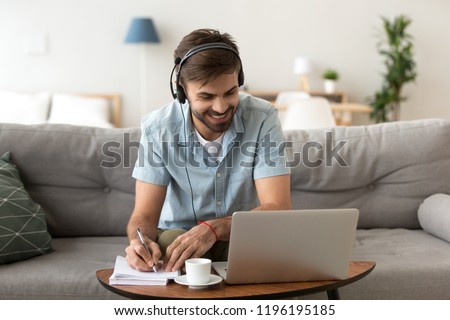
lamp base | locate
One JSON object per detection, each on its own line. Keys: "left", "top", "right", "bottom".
{"left": 297, "top": 75, "right": 310, "bottom": 92}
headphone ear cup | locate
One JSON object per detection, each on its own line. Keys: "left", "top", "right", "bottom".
{"left": 177, "top": 85, "right": 186, "bottom": 104}
{"left": 238, "top": 69, "right": 244, "bottom": 87}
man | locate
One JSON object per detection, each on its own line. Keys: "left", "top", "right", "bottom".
{"left": 125, "top": 29, "right": 291, "bottom": 272}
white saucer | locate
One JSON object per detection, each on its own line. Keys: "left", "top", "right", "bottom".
{"left": 174, "top": 275, "right": 222, "bottom": 289}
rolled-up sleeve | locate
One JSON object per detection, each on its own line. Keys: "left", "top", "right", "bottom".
{"left": 253, "top": 108, "right": 291, "bottom": 180}
{"left": 132, "top": 123, "right": 171, "bottom": 186}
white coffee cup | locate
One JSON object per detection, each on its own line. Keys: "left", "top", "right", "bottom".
{"left": 185, "top": 258, "right": 212, "bottom": 285}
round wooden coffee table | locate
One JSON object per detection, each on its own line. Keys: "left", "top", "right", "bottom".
{"left": 96, "top": 261, "right": 375, "bottom": 300}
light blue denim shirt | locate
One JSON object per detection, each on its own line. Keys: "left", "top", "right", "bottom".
{"left": 132, "top": 92, "right": 290, "bottom": 229}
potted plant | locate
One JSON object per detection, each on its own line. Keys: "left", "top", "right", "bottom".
{"left": 322, "top": 69, "right": 339, "bottom": 93}
{"left": 368, "top": 15, "right": 417, "bottom": 123}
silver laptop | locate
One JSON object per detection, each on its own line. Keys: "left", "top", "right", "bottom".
{"left": 212, "top": 209, "right": 359, "bottom": 285}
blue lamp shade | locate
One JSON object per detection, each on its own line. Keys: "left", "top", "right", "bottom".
{"left": 125, "top": 18, "right": 160, "bottom": 44}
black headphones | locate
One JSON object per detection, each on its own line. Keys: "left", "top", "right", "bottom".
{"left": 169, "top": 42, "right": 245, "bottom": 104}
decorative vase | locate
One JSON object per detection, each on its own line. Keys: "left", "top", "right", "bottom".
{"left": 324, "top": 80, "right": 336, "bottom": 93}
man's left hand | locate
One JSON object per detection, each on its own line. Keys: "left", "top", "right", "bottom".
{"left": 163, "top": 223, "right": 216, "bottom": 272}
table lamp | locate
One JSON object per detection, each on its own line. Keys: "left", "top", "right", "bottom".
{"left": 125, "top": 18, "right": 160, "bottom": 117}
{"left": 293, "top": 57, "right": 311, "bottom": 92}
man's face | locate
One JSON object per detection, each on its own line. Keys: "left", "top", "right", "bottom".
{"left": 184, "top": 72, "right": 240, "bottom": 141}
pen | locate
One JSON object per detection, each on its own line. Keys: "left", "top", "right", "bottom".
{"left": 136, "top": 228, "right": 158, "bottom": 272}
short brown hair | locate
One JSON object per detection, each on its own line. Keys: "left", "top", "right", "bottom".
{"left": 174, "top": 29, "right": 241, "bottom": 87}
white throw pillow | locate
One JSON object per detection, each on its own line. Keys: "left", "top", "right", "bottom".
{"left": 418, "top": 193, "right": 450, "bottom": 243}
{"left": 48, "top": 94, "right": 112, "bottom": 128}
{"left": 0, "top": 90, "right": 50, "bottom": 124}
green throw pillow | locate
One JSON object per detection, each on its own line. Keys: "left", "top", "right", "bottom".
{"left": 0, "top": 152, "right": 52, "bottom": 264}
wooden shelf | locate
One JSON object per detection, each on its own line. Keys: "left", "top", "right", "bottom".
{"left": 308, "top": 90, "right": 347, "bottom": 103}
{"left": 245, "top": 90, "right": 347, "bottom": 104}
{"left": 245, "top": 90, "right": 370, "bottom": 126}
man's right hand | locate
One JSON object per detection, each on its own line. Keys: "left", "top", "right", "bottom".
{"left": 125, "top": 238, "right": 162, "bottom": 272}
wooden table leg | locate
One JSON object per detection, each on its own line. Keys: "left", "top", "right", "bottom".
{"left": 327, "top": 289, "right": 341, "bottom": 300}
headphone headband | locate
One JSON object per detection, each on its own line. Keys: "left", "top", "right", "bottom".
{"left": 169, "top": 42, "right": 244, "bottom": 104}
{"left": 179, "top": 42, "right": 240, "bottom": 68}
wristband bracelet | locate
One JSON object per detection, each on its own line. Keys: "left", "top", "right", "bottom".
{"left": 198, "top": 221, "right": 219, "bottom": 241}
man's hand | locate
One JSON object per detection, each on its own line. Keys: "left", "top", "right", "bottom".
{"left": 126, "top": 181, "right": 166, "bottom": 271}
{"left": 163, "top": 223, "right": 216, "bottom": 272}
{"left": 125, "top": 238, "right": 162, "bottom": 272}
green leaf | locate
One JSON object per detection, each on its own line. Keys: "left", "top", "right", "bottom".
{"left": 368, "top": 14, "right": 417, "bottom": 122}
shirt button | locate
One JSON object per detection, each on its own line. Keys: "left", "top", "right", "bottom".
{"left": 216, "top": 172, "right": 222, "bottom": 178}
{"left": 216, "top": 200, "right": 222, "bottom": 206}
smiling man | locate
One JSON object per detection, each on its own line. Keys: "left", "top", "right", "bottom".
{"left": 125, "top": 29, "right": 291, "bottom": 272}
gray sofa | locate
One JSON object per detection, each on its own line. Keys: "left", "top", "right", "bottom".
{"left": 1, "top": 118, "right": 449, "bottom": 299}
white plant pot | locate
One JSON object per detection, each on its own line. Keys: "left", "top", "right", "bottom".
{"left": 324, "top": 80, "right": 336, "bottom": 93}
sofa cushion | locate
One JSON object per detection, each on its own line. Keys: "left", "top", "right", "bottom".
{"left": 0, "top": 123, "right": 139, "bottom": 237}
{"left": 0, "top": 236, "right": 127, "bottom": 299}
{"left": 0, "top": 152, "right": 52, "bottom": 264}
{"left": 418, "top": 193, "right": 450, "bottom": 243}
{"left": 285, "top": 119, "right": 450, "bottom": 229}
{"left": 301, "top": 229, "right": 450, "bottom": 300}
{"left": 343, "top": 229, "right": 450, "bottom": 299}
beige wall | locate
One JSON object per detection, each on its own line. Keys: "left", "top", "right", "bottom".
{"left": 0, "top": 0, "right": 449, "bottom": 127}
